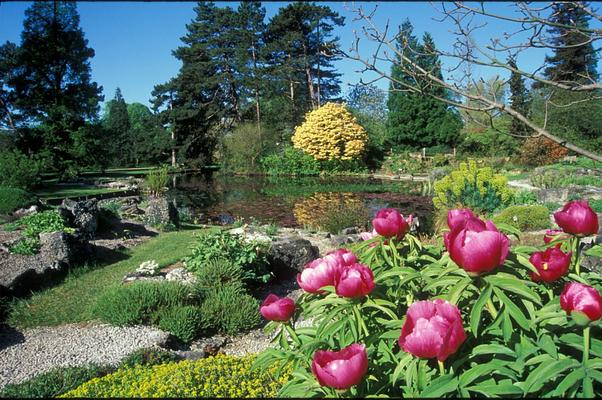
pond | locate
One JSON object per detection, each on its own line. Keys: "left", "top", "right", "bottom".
{"left": 170, "top": 174, "right": 436, "bottom": 234}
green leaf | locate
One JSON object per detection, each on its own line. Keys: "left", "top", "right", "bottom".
{"left": 552, "top": 367, "right": 585, "bottom": 396}
{"left": 538, "top": 335, "right": 558, "bottom": 360}
{"left": 444, "top": 277, "right": 472, "bottom": 305}
{"left": 585, "top": 244, "right": 602, "bottom": 258}
{"left": 589, "top": 369, "right": 602, "bottom": 384}
{"left": 419, "top": 374, "right": 458, "bottom": 398}
{"left": 391, "top": 353, "right": 413, "bottom": 385}
{"left": 522, "top": 358, "right": 579, "bottom": 394}
{"left": 459, "top": 364, "right": 499, "bottom": 387}
{"left": 470, "top": 283, "right": 492, "bottom": 337}
{"left": 471, "top": 344, "right": 516, "bottom": 357}
{"left": 467, "top": 381, "right": 523, "bottom": 396}
{"left": 485, "top": 273, "right": 541, "bottom": 304}
{"left": 493, "top": 287, "right": 531, "bottom": 331}
{"left": 582, "top": 376, "right": 593, "bottom": 398}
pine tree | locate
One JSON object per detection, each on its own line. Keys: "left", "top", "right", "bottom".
{"left": 9, "top": 1, "right": 103, "bottom": 171}
{"left": 103, "top": 88, "right": 131, "bottom": 166}
{"left": 541, "top": 2, "right": 599, "bottom": 84}
{"left": 508, "top": 58, "right": 531, "bottom": 138}
{"left": 386, "top": 23, "right": 461, "bottom": 150}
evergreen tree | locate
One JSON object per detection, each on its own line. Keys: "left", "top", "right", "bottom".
{"left": 0, "top": 42, "right": 19, "bottom": 133}
{"left": 386, "top": 23, "right": 461, "bottom": 150}
{"left": 8, "top": 1, "right": 103, "bottom": 171}
{"left": 263, "top": 2, "right": 343, "bottom": 138}
{"left": 541, "top": 2, "right": 599, "bottom": 84}
{"left": 103, "top": 88, "right": 130, "bottom": 166}
{"left": 127, "top": 103, "right": 170, "bottom": 166}
{"left": 508, "top": 58, "right": 531, "bottom": 138}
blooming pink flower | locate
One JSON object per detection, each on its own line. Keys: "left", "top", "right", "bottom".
{"left": 312, "top": 343, "right": 368, "bottom": 389}
{"left": 447, "top": 208, "right": 479, "bottom": 230}
{"left": 560, "top": 282, "right": 602, "bottom": 325}
{"left": 335, "top": 263, "right": 375, "bottom": 298}
{"left": 372, "top": 208, "right": 410, "bottom": 239}
{"left": 399, "top": 299, "right": 466, "bottom": 361}
{"left": 260, "top": 294, "right": 295, "bottom": 322}
{"left": 359, "top": 229, "right": 378, "bottom": 241}
{"left": 326, "top": 248, "right": 357, "bottom": 267}
{"left": 444, "top": 218, "right": 509, "bottom": 275}
{"left": 554, "top": 200, "right": 599, "bottom": 236}
{"left": 297, "top": 256, "right": 341, "bottom": 294}
{"left": 529, "top": 247, "right": 572, "bottom": 282}
{"left": 543, "top": 229, "right": 565, "bottom": 245}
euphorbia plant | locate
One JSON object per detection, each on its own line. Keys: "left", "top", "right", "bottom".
{"left": 254, "top": 201, "right": 602, "bottom": 398}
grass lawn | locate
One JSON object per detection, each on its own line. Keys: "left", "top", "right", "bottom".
{"left": 7, "top": 227, "right": 215, "bottom": 329}
{"left": 33, "top": 184, "right": 128, "bottom": 200}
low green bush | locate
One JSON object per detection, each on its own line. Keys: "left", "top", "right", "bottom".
{"left": 119, "top": 348, "right": 181, "bottom": 369}
{"left": 145, "top": 166, "right": 169, "bottom": 196}
{"left": 531, "top": 169, "right": 602, "bottom": 189}
{"left": 511, "top": 190, "right": 538, "bottom": 205}
{"left": 0, "top": 364, "right": 112, "bottom": 398}
{"left": 200, "top": 284, "right": 261, "bottom": 335}
{"left": 0, "top": 186, "right": 36, "bottom": 214}
{"left": 20, "top": 210, "right": 70, "bottom": 239}
{"left": 157, "top": 305, "right": 205, "bottom": 343}
{"left": 194, "top": 258, "right": 245, "bottom": 289}
{"left": 260, "top": 147, "right": 320, "bottom": 176}
{"left": 0, "top": 150, "right": 41, "bottom": 190}
{"left": 492, "top": 205, "right": 551, "bottom": 231}
{"left": 8, "top": 238, "right": 39, "bottom": 255}
{"left": 61, "top": 355, "right": 290, "bottom": 398}
{"left": 91, "top": 281, "right": 196, "bottom": 327}
{"left": 589, "top": 198, "right": 602, "bottom": 213}
{"left": 184, "top": 230, "right": 270, "bottom": 285}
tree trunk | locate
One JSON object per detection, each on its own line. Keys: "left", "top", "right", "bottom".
{"left": 302, "top": 42, "right": 317, "bottom": 110}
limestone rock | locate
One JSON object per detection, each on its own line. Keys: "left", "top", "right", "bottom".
{"left": 144, "top": 197, "right": 179, "bottom": 228}
{"left": 268, "top": 237, "right": 319, "bottom": 278}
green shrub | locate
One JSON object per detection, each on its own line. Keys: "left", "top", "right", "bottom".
{"left": 119, "top": 348, "right": 181, "bottom": 369}
{"left": 200, "top": 285, "right": 261, "bottom": 335}
{"left": 61, "top": 355, "right": 290, "bottom": 398}
{"left": 0, "top": 364, "right": 112, "bottom": 398}
{"left": 184, "top": 230, "right": 270, "bottom": 285}
{"left": 589, "top": 198, "right": 602, "bottom": 213}
{"left": 0, "top": 186, "right": 36, "bottom": 214}
{"left": 20, "top": 210, "right": 70, "bottom": 239}
{"left": 492, "top": 205, "right": 551, "bottom": 231}
{"left": 145, "top": 166, "right": 169, "bottom": 196}
{"left": 260, "top": 147, "right": 320, "bottom": 176}
{"left": 222, "top": 123, "right": 278, "bottom": 173}
{"left": 543, "top": 201, "right": 562, "bottom": 212}
{"left": 530, "top": 169, "right": 602, "bottom": 189}
{"left": 433, "top": 160, "right": 514, "bottom": 214}
{"left": 157, "top": 305, "right": 204, "bottom": 343}
{"left": 9, "top": 238, "right": 39, "bottom": 255}
{"left": 99, "top": 201, "right": 121, "bottom": 218}
{"left": 512, "top": 190, "right": 538, "bottom": 205}
{"left": 0, "top": 150, "right": 41, "bottom": 190}
{"left": 458, "top": 128, "right": 518, "bottom": 157}
{"left": 194, "top": 258, "right": 245, "bottom": 289}
{"left": 91, "top": 281, "right": 195, "bottom": 326}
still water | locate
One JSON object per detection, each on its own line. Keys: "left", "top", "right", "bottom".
{"left": 171, "top": 174, "right": 435, "bottom": 233}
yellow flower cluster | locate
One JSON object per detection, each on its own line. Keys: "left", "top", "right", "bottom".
{"left": 433, "top": 159, "right": 513, "bottom": 211}
{"left": 293, "top": 192, "right": 368, "bottom": 231}
{"left": 60, "top": 354, "right": 291, "bottom": 398}
{"left": 291, "top": 102, "right": 368, "bottom": 161}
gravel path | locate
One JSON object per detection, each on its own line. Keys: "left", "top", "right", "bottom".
{"left": 0, "top": 323, "right": 170, "bottom": 389}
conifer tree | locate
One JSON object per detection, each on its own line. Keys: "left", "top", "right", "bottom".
{"left": 103, "top": 88, "right": 131, "bottom": 166}
{"left": 508, "top": 58, "right": 531, "bottom": 138}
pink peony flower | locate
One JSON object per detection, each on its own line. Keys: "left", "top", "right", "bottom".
{"left": 372, "top": 208, "right": 411, "bottom": 239}
{"left": 543, "top": 229, "right": 565, "bottom": 245}
{"left": 297, "top": 256, "right": 340, "bottom": 294}
{"left": 260, "top": 294, "right": 295, "bottom": 322}
{"left": 529, "top": 247, "right": 572, "bottom": 283}
{"left": 554, "top": 200, "right": 599, "bottom": 236}
{"left": 311, "top": 343, "right": 368, "bottom": 389}
{"left": 335, "top": 263, "right": 375, "bottom": 298}
{"left": 326, "top": 248, "right": 358, "bottom": 267}
{"left": 560, "top": 282, "right": 602, "bottom": 325}
{"left": 444, "top": 218, "right": 510, "bottom": 275}
{"left": 447, "top": 208, "right": 479, "bottom": 231}
{"left": 398, "top": 299, "right": 466, "bottom": 361}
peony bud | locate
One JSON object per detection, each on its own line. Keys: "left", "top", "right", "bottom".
{"left": 312, "top": 343, "right": 368, "bottom": 389}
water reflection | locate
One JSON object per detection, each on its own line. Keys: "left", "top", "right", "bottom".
{"left": 170, "top": 174, "right": 435, "bottom": 233}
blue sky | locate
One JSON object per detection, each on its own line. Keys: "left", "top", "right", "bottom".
{"left": 1, "top": 1, "right": 601, "bottom": 110}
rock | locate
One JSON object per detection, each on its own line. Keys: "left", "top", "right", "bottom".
{"left": 227, "top": 226, "right": 271, "bottom": 244}
{"left": 12, "top": 205, "right": 39, "bottom": 219}
{"left": 190, "top": 335, "right": 228, "bottom": 355}
{"left": 340, "top": 227, "right": 358, "bottom": 235}
{"left": 268, "top": 237, "right": 319, "bottom": 278}
{"left": 174, "top": 350, "right": 206, "bottom": 361}
{"left": 330, "top": 234, "right": 362, "bottom": 247}
{"left": 429, "top": 167, "right": 448, "bottom": 182}
{"left": 144, "top": 197, "right": 179, "bottom": 228}
{"left": 39, "top": 232, "right": 72, "bottom": 267}
{"left": 59, "top": 199, "right": 98, "bottom": 237}
{"left": 165, "top": 268, "right": 197, "bottom": 285}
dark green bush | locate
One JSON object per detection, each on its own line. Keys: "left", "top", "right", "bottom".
{"left": 0, "top": 150, "right": 41, "bottom": 190}
{"left": 184, "top": 230, "right": 270, "bottom": 286}
{"left": 492, "top": 205, "right": 551, "bottom": 231}
{"left": 194, "top": 258, "right": 245, "bottom": 289}
{"left": 8, "top": 238, "right": 39, "bottom": 255}
{"left": 200, "top": 284, "right": 261, "bottom": 335}
{"left": 91, "top": 281, "right": 195, "bottom": 326}
{"left": 512, "top": 190, "right": 538, "bottom": 205}
{"left": 0, "top": 364, "right": 112, "bottom": 398}
{"left": 120, "top": 348, "right": 181, "bottom": 368}
{"left": 157, "top": 305, "right": 205, "bottom": 343}
{"left": 0, "top": 186, "right": 36, "bottom": 214}
{"left": 260, "top": 147, "right": 320, "bottom": 176}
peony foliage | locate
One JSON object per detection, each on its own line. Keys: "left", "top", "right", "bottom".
{"left": 255, "top": 200, "right": 602, "bottom": 398}
{"left": 291, "top": 102, "right": 368, "bottom": 161}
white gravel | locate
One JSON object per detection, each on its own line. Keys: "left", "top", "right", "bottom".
{"left": 0, "top": 323, "right": 170, "bottom": 389}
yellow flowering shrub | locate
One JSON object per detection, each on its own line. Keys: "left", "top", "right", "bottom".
{"left": 60, "top": 355, "right": 291, "bottom": 398}
{"left": 291, "top": 102, "right": 368, "bottom": 161}
{"left": 433, "top": 159, "right": 514, "bottom": 214}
